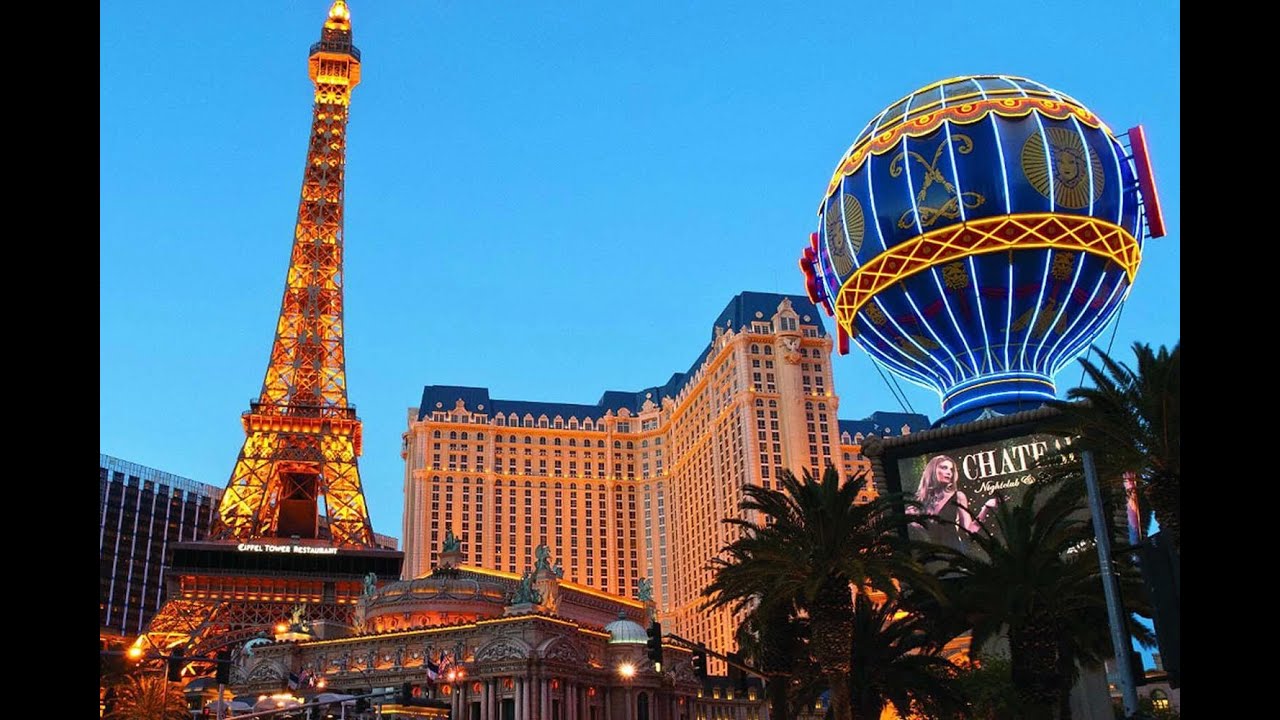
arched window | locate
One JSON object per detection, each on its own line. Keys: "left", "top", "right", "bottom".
{"left": 509, "top": 435, "right": 518, "bottom": 443}
{"left": 636, "top": 692, "right": 649, "bottom": 720}
{"left": 477, "top": 432, "right": 485, "bottom": 440}
{"left": 764, "top": 346, "right": 772, "bottom": 355}
{"left": 554, "top": 438, "right": 562, "bottom": 446}
{"left": 460, "top": 431, "right": 469, "bottom": 440}
{"left": 626, "top": 441, "right": 634, "bottom": 449}
{"left": 449, "top": 431, "right": 457, "bottom": 440}
{"left": 432, "top": 430, "right": 441, "bottom": 438}
{"left": 539, "top": 437, "right": 547, "bottom": 446}
{"left": 614, "top": 440, "right": 622, "bottom": 449}
{"left": 524, "top": 436, "right": 532, "bottom": 445}
{"left": 568, "top": 438, "right": 577, "bottom": 447}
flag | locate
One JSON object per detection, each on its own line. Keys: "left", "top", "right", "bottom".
{"left": 287, "top": 672, "right": 300, "bottom": 690}
{"left": 425, "top": 656, "right": 440, "bottom": 681}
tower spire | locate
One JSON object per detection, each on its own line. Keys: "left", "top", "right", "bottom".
{"left": 212, "top": 1, "right": 374, "bottom": 547}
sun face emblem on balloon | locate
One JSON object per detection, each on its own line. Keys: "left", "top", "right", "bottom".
{"left": 824, "top": 193, "right": 864, "bottom": 276}
{"left": 1022, "top": 126, "right": 1104, "bottom": 209}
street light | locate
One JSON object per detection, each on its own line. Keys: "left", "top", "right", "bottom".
{"left": 617, "top": 663, "right": 636, "bottom": 680}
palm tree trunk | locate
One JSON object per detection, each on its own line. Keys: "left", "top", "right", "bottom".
{"left": 809, "top": 576, "right": 854, "bottom": 720}
{"left": 766, "top": 676, "right": 791, "bottom": 720}
{"left": 1009, "top": 622, "right": 1062, "bottom": 720}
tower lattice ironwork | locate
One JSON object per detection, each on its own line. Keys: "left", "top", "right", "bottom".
{"left": 130, "top": 2, "right": 401, "bottom": 671}
{"left": 212, "top": 0, "right": 374, "bottom": 548}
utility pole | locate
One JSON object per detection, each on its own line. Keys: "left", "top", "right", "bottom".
{"left": 1083, "top": 450, "right": 1140, "bottom": 717}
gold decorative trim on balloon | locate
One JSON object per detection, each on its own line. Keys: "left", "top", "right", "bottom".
{"left": 825, "top": 194, "right": 864, "bottom": 276}
{"left": 821, "top": 97, "right": 1109, "bottom": 205}
{"left": 889, "top": 133, "right": 985, "bottom": 229}
{"left": 1021, "top": 127, "right": 1105, "bottom": 209}
{"left": 833, "top": 214, "right": 1140, "bottom": 331}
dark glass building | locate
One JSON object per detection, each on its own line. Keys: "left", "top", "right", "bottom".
{"left": 99, "top": 454, "right": 223, "bottom": 639}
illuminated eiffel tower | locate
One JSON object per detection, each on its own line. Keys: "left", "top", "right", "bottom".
{"left": 133, "top": 1, "right": 401, "bottom": 673}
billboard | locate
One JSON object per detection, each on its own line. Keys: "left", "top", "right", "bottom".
{"left": 895, "top": 431, "right": 1077, "bottom": 553}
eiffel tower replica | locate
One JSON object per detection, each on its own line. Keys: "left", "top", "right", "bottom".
{"left": 133, "top": 0, "right": 402, "bottom": 671}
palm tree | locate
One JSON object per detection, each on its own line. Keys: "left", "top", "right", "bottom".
{"left": 1050, "top": 341, "right": 1180, "bottom": 552}
{"left": 732, "top": 601, "right": 816, "bottom": 720}
{"left": 106, "top": 673, "right": 191, "bottom": 720}
{"left": 702, "top": 466, "right": 928, "bottom": 720}
{"left": 847, "top": 590, "right": 969, "bottom": 720}
{"left": 921, "top": 477, "right": 1153, "bottom": 720}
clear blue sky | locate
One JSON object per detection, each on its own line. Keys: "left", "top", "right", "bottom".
{"left": 101, "top": 1, "right": 1180, "bottom": 546}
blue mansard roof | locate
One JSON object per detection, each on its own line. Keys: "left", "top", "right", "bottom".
{"left": 838, "top": 412, "right": 932, "bottom": 441}
{"left": 418, "top": 292, "right": 832, "bottom": 423}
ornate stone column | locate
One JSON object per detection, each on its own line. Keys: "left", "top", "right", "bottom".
{"left": 515, "top": 677, "right": 526, "bottom": 720}
{"left": 541, "top": 676, "right": 551, "bottom": 720}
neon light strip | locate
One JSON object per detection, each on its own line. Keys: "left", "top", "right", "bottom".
{"left": 1048, "top": 275, "right": 1126, "bottom": 376}
{"left": 899, "top": 281, "right": 967, "bottom": 383}
{"left": 856, "top": 127, "right": 954, "bottom": 389}
{"left": 1031, "top": 249, "right": 1085, "bottom": 371}
{"left": 929, "top": 265, "right": 980, "bottom": 376}
{"left": 933, "top": 104, "right": 981, "bottom": 377}
{"left": 900, "top": 92, "right": 925, "bottom": 237}
{"left": 1049, "top": 274, "right": 1128, "bottom": 376}
{"left": 942, "top": 121, "right": 967, "bottom": 223}
{"left": 854, "top": 306, "right": 953, "bottom": 389}
{"left": 1005, "top": 262, "right": 1014, "bottom": 372}
{"left": 944, "top": 385, "right": 1057, "bottom": 415}
{"left": 943, "top": 374, "right": 1055, "bottom": 403}
{"left": 866, "top": 147, "right": 890, "bottom": 255}
{"left": 863, "top": 300, "right": 957, "bottom": 387}
{"left": 1017, "top": 250, "right": 1054, "bottom": 371}
{"left": 990, "top": 113, "right": 1012, "bottom": 215}
{"left": 968, "top": 255, "right": 995, "bottom": 374}
{"left": 1069, "top": 115, "right": 1097, "bottom": 217}
{"left": 1041, "top": 264, "right": 1108, "bottom": 374}
{"left": 944, "top": 369, "right": 1055, "bottom": 393}
{"left": 853, "top": 321, "right": 945, "bottom": 390}
{"left": 1032, "top": 112, "right": 1056, "bottom": 212}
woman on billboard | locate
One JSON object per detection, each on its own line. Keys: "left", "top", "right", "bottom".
{"left": 906, "top": 454, "right": 1001, "bottom": 549}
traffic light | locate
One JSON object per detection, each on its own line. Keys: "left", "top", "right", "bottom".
{"left": 167, "top": 654, "right": 184, "bottom": 682}
{"left": 645, "top": 621, "right": 663, "bottom": 667}
{"left": 400, "top": 682, "right": 414, "bottom": 704}
{"left": 355, "top": 698, "right": 371, "bottom": 713}
{"left": 690, "top": 644, "right": 707, "bottom": 680}
{"left": 215, "top": 649, "right": 231, "bottom": 685}
{"left": 727, "top": 652, "right": 747, "bottom": 692}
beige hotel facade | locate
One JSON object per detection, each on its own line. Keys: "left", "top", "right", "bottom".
{"left": 400, "top": 291, "right": 928, "bottom": 661}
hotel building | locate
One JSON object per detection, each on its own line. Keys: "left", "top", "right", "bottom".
{"left": 99, "top": 454, "right": 399, "bottom": 643}
{"left": 400, "top": 292, "right": 929, "bottom": 659}
{"left": 99, "top": 454, "right": 225, "bottom": 641}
